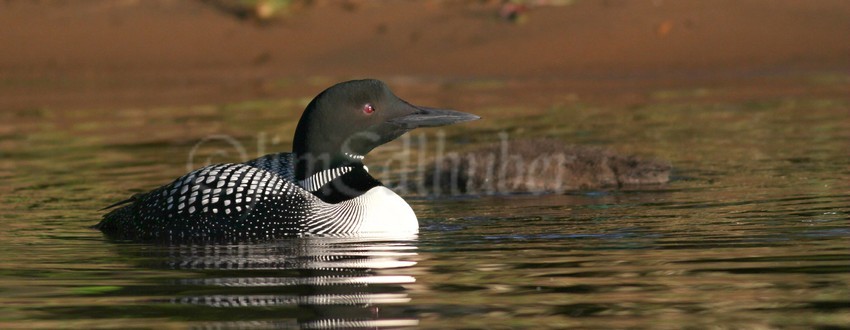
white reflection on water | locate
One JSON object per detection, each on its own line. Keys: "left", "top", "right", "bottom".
{"left": 157, "top": 235, "right": 420, "bottom": 328}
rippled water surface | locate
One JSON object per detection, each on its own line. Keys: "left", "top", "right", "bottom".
{"left": 1, "top": 80, "right": 849, "bottom": 328}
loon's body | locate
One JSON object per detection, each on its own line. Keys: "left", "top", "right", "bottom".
{"left": 96, "top": 79, "right": 478, "bottom": 243}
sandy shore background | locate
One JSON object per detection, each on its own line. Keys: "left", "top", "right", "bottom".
{"left": 1, "top": 0, "right": 848, "bottom": 110}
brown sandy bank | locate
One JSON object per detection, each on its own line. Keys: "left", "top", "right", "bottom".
{"left": 1, "top": 0, "right": 848, "bottom": 110}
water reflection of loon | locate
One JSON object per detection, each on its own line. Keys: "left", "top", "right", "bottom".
{"left": 134, "top": 236, "right": 421, "bottom": 328}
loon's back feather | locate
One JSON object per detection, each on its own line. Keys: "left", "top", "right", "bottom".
{"left": 97, "top": 162, "right": 314, "bottom": 242}
{"left": 100, "top": 153, "right": 295, "bottom": 214}
{"left": 243, "top": 152, "right": 296, "bottom": 182}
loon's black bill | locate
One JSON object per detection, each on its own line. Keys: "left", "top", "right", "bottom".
{"left": 390, "top": 106, "right": 480, "bottom": 129}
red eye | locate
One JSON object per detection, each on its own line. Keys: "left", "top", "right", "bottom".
{"left": 363, "top": 103, "right": 375, "bottom": 114}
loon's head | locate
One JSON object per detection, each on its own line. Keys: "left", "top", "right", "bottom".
{"left": 292, "top": 79, "right": 478, "bottom": 180}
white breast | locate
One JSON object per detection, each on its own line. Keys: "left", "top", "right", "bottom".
{"left": 355, "top": 186, "right": 419, "bottom": 234}
{"left": 303, "top": 186, "right": 419, "bottom": 236}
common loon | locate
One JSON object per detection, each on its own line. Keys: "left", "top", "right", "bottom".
{"left": 96, "top": 79, "right": 479, "bottom": 243}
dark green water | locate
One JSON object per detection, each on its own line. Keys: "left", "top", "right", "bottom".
{"left": 1, "top": 80, "right": 848, "bottom": 328}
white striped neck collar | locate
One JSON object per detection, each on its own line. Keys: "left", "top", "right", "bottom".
{"left": 298, "top": 166, "right": 356, "bottom": 192}
{"left": 344, "top": 152, "right": 365, "bottom": 161}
